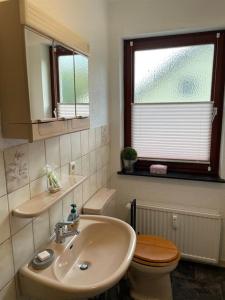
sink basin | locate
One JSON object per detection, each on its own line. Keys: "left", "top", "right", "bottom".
{"left": 19, "top": 215, "right": 136, "bottom": 300}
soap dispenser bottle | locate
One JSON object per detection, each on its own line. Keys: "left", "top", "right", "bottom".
{"left": 67, "top": 204, "right": 78, "bottom": 222}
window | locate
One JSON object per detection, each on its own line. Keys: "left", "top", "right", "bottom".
{"left": 124, "top": 31, "right": 225, "bottom": 176}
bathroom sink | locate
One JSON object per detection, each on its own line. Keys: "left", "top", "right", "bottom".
{"left": 19, "top": 215, "right": 136, "bottom": 300}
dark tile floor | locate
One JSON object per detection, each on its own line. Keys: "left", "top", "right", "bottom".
{"left": 172, "top": 260, "right": 225, "bottom": 300}
{"left": 94, "top": 260, "right": 225, "bottom": 300}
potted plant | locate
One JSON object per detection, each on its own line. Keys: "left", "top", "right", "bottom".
{"left": 121, "top": 147, "right": 138, "bottom": 173}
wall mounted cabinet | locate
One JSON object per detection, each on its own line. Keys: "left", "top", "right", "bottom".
{"left": 0, "top": 0, "right": 90, "bottom": 141}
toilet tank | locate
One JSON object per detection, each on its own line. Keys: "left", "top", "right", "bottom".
{"left": 83, "top": 188, "right": 116, "bottom": 217}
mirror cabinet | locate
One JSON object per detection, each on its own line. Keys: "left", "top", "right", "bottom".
{"left": 0, "top": 0, "right": 90, "bottom": 141}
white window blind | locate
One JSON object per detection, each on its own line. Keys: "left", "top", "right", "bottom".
{"left": 57, "top": 103, "right": 89, "bottom": 118}
{"left": 76, "top": 104, "right": 89, "bottom": 117}
{"left": 131, "top": 102, "right": 213, "bottom": 162}
{"left": 57, "top": 103, "right": 75, "bottom": 118}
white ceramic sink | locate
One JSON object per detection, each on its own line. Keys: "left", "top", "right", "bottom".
{"left": 19, "top": 215, "right": 136, "bottom": 300}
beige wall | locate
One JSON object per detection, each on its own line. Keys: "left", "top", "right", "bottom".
{"left": 108, "top": 0, "right": 225, "bottom": 261}
{"left": 0, "top": 1, "right": 110, "bottom": 299}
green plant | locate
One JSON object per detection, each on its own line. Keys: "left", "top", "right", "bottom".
{"left": 121, "top": 147, "right": 137, "bottom": 161}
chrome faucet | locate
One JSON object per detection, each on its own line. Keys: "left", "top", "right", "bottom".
{"left": 54, "top": 221, "right": 80, "bottom": 244}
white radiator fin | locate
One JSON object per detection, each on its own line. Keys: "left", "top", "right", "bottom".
{"left": 136, "top": 205, "right": 221, "bottom": 264}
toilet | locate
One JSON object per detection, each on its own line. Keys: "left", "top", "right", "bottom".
{"left": 129, "top": 234, "right": 180, "bottom": 300}
{"left": 83, "top": 189, "right": 180, "bottom": 300}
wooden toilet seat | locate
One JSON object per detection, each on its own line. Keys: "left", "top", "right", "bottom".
{"left": 133, "top": 235, "right": 180, "bottom": 267}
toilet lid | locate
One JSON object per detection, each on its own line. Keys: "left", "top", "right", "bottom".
{"left": 134, "top": 235, "right": 179, "bottom": 264}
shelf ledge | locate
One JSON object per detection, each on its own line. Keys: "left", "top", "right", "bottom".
{"left": 12, "top": 175, "right": 86, "bottom": 218}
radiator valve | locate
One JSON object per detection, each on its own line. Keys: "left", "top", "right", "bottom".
{"left": 172, "top": 214, "right": 178, "bottom": 229}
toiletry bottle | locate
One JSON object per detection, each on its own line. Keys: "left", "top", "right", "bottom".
{"left": 67, "top": 204, "right": 77, "bottom": 221}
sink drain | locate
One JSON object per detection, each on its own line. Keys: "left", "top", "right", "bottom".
{"left": 79, "top": 262, "right": 89, "bottom": 271}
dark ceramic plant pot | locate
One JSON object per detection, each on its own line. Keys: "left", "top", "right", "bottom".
{"left": 123, "top": 159, "right": 136, "bottom": 173}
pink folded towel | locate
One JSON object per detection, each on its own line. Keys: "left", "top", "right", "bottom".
{"left": 150, "top": 164, "right": 167, "bottom": 175}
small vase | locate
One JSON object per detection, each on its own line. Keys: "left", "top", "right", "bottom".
{"left": 47, "top": 178, "right": 61, "bottom": 193}
{"left": 123, "top": 159, "right": 136, "bottom": 173}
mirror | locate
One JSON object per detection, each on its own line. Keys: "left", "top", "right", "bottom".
{"left": 74, "top": 53, "right": 89, "bottom": 117}
{"left": 25, "top": 28, "right": 53, "bottom": 122}
{"left": 25, "top": 28, "right": 89, "bottom": 122}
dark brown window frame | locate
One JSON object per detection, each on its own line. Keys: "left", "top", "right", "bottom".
{"left": 124, "top": 31, "right": 225, "bottom": 176}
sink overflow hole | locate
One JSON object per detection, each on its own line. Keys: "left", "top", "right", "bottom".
{"left": 79, "top": 262, "right": 89, "bottom": 271}
{"left": 69, "top": 244, "right": 73, "bottom": 250}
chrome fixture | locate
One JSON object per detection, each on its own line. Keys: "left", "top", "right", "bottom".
{"left": 54, "top": 221, "right": 79, "bottom": 244}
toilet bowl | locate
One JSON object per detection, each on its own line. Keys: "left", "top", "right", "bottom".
{"left": 129, "top": 234, "right": 180, "bottom": 300}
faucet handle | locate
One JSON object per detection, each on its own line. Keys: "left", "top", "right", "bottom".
{"left": 55, "top": 221, "right": 73, "bottom": 229}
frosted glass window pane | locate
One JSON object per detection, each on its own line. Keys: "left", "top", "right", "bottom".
{"left": 134, "top": 45, "right": 214, "bottom": 103}
{"left": 58, "top": 55, "right": 75, "bottom": 104}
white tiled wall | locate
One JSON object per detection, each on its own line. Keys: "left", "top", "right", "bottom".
{"left": 0, "top": 125, "right": 110, "bottom": 299}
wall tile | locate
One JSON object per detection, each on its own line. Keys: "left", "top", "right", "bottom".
{"left": 74, "top": 158, "right": 82, "bottom": 175}
{"left": 102, "top": 165, "right": 107, "bottom": 186}
{"left": 4, "top": 144, "right": 29, "bottom": 194}
{"left": 0, "top": 239, "right": 14, "bottom": 290}
{"left": 82, "top": 178, "right": 90, "bottom": 204}
{"left": 61, "top": 163, "right": 70, "bottom": 179}
{"left": 89, "top": 173, "right": 97, "bottom": 198}
{"left": 60, "top": 134, "right": 71, "bottom": 166}
{"left": 0, "top": 280, "right": 17, "bottom": 300}
{"left": 96, "top": 148, "right": 102, "bottom": 170}
{"left": 12, "top": 223, "right": 34, "bottom": 273}
{"left": 101, "top": 145, "right": 110, "bottom": 166}
{"left": 0, "top": 151, "right": 6, "bottom": 197}
{"left": 89, "top": 150, "right": 97, "bottom": 175}
{"left": 33, "top": 212, "right": 50, "bottom": 251}
{"left": 106, "top": 163, "right": 111, "bottom": 181}
{"left": 0, "top": 195, "right": 10, "bottom": 244}
{"left": 96, "top": 169, "right": 103, "bottom": 190}
{"left": 30, "top": 176, "right": 47, "bottom": 198}
{"left": 89, "top": 128, "right": 96, "bottom": 152}
{"left": 45, "top": 137, "right": 60, "bottom": 169}
{"left": 8, "top": 185, "right": 31, "bottom": 235}
{"left": 95, "top": 127, "right": 102, "bottom": 148}
{"left": 101, "top": 125, "right": 109, "bottom": 145}
{"left": 74, "top": 185, "right": 83, "bottom": 213}
{"left": 28, "top": 140, "right": 45, "bottom": 182}
{"left": 62, "top": 192, "right": 74, "bottom": 221}
{"left": 49, "top": 200, "right": 63, "bottom": 234}
{"left": 71, "top": 132, "right": 81, "bottom": 161}
{"left": 81, "top": 154, "right": 90, "bottom": 177}
{"left": 101, "top": 146, "right": 107, "bottom": 166}
{"left": 81, "top": 130, "right": 89, "bottom": 156}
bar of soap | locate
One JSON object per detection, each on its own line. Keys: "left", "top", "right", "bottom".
{"left": 37, "top": 250, "right": 51, "bottom": 262}
{"left": 150, "top": 164, "right": 167, "bottom": 175}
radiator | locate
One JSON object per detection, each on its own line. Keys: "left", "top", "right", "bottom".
{"left": 136, "top": 201, "right": 222, "bottom": 264}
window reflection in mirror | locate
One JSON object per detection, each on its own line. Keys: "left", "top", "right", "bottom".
{"left": 52, "top": 44, "right": 76, "bottom": 118}
{"left": 74, "top": 53, "right": 89, "bottom": 117}
{"left": 51, "top": 43, "right": 89, "bottom": 119}
{"left": 25, "top": 28, "right": 53, "bottom": 122}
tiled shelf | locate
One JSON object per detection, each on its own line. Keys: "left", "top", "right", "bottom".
{"left": 12, "top": 175, "right": 86, "bottom": 218}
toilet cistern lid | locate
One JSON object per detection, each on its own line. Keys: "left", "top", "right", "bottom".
{"left": 134, "top": 235, "right": 179, "bottom": 263}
